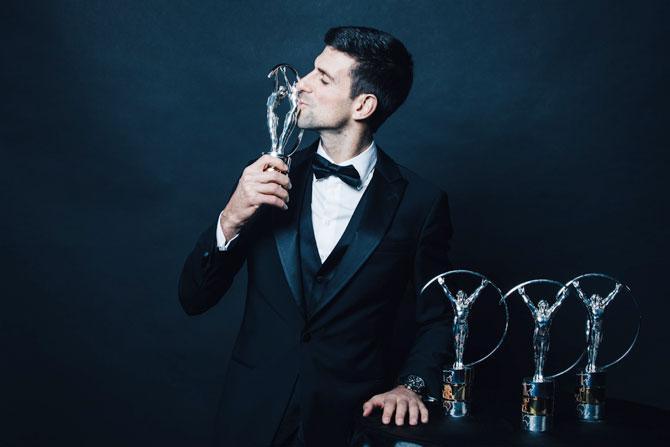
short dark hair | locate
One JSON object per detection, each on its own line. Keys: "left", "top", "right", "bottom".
{"left": 324, "top": 26, "right": 413, "bottom": 132}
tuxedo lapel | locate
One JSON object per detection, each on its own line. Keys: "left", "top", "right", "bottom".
{"left": 272, "top": 141, "right": 318, "bottom": 313}
{"left": 309, "top": 147, "right": 408, "bottom": 320}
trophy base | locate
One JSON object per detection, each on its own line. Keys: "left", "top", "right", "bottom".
{"left": 442, "top": 367, "right": 474, "bottom": 418}
{"left": 443, "top": 400, "right": 469, "bottom": 417}
{"left": 522, "top": 414, "right": 552, "bottom": 432}
{"left": 575, "top": 371, "right": 606, "bottom": 422}
{"left": 577, "top": 403, "right": 605, "bottom": 421}
{"left": 520, "top": 378, "right": 555, "bottom": 432}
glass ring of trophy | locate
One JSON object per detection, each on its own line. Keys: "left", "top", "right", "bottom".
{"left": 505, "top": 279, "right": 585, "bottom": 433}
{"left": 263, "top": 63, "right": 304, "bottom": 173}
{"left": 421, "top": 270, "right": 509, "bottom": 418}
{"left": 566, "top": 273, "right": 641, "bottom": 423}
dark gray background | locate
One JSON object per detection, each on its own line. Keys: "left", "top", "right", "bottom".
{"left": 2, "top": 0, "right": 668, "bottom": 445}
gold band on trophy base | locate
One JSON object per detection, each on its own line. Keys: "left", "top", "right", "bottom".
{"left": 575, "top": 387, "right": 606, "bottom": 404}
{"left": 521, "top": 397, "right": 554, "bottom": 415}
{"left": 443, "top": 383, "right": 470, "bottom": 401}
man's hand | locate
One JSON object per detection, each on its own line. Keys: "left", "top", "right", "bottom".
{"left": 362, "top": 385, "right": 429, "bottom": 426}
{"left": 219, "top": 155, "right": 291, "bottom": 239}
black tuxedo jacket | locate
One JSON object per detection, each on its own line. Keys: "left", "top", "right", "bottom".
{"left": 178, "top": 141, "right": 453, "bottom": 446}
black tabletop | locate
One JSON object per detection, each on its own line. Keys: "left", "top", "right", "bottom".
{"left": 353, "top": 392, "right": 669, "bottom": 447}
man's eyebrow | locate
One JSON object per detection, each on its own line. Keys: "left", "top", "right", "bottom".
{"left": 314, "top": 60, "right": 334, "bottom": 80}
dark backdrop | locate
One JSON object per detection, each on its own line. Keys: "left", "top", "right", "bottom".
{"left": 2, "top": 1, "right": 668, "bottom": 445}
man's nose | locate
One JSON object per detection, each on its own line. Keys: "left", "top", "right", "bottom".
{"left": 296, "top": 71, "right": 312, "bottom": 93}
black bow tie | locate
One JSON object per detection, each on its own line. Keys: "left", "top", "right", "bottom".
{"left": 312, "top": 154, "right": 362, "bottom": 188}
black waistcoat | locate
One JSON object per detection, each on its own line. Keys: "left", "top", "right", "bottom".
{"left": 298, "top": 166, "right": 373, "bottom": 317}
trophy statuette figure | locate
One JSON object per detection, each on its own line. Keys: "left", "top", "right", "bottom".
{"left": 518, "top": 285, "right": 569, "bottom": 384}
{"left": 263, "top": 63, "right": 304, "bottom": 172}
{"left": 574, "top": 280, "right": 622, "bottom": 375}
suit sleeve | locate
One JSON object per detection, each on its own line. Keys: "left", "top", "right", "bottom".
{"left": 177, "top": 163, "right": 255, "bottom": 316}
{"left": 398, "top": 191, "right": 454, "bottom": 398}
{"left": 177, "top": 220, "right": 249, "bottom": 315}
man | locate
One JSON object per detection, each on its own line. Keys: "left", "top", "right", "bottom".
{"left": 179, "top": 26, "right": 453, "bottom": 446}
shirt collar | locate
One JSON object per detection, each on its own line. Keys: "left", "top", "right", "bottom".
{"left": 316, "top": 140, "right": 377, "bottom": 183}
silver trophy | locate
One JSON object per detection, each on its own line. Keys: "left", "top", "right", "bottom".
{"left": 567, "top": 273, "right": 640, "bottom": 422}
{"left": 263, "top": 64, "right": 304, "bottom": 171}
{"left": 438, "top": 277, "right": 489, "bottom": 370}
{"left": 506, "top": 280, "right": 583, "bottom": 432}
{"left": 422, "top": 270, "right": 508, "bottom": 417}
{"left": 518, "top": 285, "right": 569, "bottom": 383}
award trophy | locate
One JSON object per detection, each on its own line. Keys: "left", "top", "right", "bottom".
{"left": 421, "top": 270, "right": 509, "bottom": 417}
{"left": 506, "top": 280, "right": 582, "bottom": 432}
{"left": 567, "top": 273, "right": 640, "bottom": 422}
{"left": 263, "top": 64, "right": 304, "bottom": 171}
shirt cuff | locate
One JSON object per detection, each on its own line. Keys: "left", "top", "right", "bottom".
{"left": 216, "top": 211, "right": 239, "bottom": 251}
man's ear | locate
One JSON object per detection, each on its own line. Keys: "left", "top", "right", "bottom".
{"left": 352, "top": 94, "right": 378, "bottom": 121}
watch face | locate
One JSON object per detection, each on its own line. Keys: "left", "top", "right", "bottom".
{"left": 409, "top": 375, "right": 424, "bottom": 385}
{"left": 404, "top": 375, "right": 426, "bottom": 393}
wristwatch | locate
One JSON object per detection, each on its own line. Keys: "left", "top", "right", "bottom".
{"left": 399, "top": 374, "right": 426, "bottom": 396}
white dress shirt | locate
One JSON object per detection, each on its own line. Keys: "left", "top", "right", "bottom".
{"left": 216, "top": 141, "right": 377, "bottom": 263}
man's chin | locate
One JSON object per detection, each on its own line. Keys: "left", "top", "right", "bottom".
{"left": 298, "top": 116, "right": 330, "bottom": 132}
{"left": 297, "top": 120, "right": 318, "bottom": 131}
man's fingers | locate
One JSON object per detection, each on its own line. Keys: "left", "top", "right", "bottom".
{"left": 362, "top": 396, "right": 384, "bottom": 417}
{"left": 252, "top": 154, "right": 289, "bottom": 174}
{"left": 250, "top": 193, "right": 287, "bottom": 210}
{"left": 394, "top": 399, "right": 408, "bottom": 426}
{"left": 254, "top": 183, "right": 289, "bottom": 203}
{"left": 381, "top": 398, "right": 397, "bottom": 425}
{"left": 256, "top": 170, "right": 292, "bottom": 189}
{"left": 364, "top": 391, "right": 429, "bottom": 425}
{"left": 408, "top": 400, "right": 420, "bottom": 425}
{"left": 419, "top": 401, "right": 429, "bottom": 424}
{"left": 361, "top": 400, "right": 376, "bottom": 417}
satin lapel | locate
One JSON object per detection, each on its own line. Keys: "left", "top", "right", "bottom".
{"left": 309, "top": 148, "right": 408, "bottom": 320}
{"left": 272, "top": 142, "right": 317, "bottom": 313}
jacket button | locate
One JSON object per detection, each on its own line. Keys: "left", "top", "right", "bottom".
{"left": 301, "top": 333, "right": 311, "bottom": 343}
{"left": 315, "top": 275, "right": 325, "bottom": 283}
{"left": 203, "top": 251, "right": 210, "bottom": 257}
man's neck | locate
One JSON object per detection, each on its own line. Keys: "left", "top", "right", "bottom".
{"left": 318, "top": 128, "right": 374, "bottom": 164}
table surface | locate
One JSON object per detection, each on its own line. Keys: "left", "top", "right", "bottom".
{"left": 354, "top": 391, "right": 669, "bottom": 447}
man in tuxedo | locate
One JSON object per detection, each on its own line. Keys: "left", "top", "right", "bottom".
{"left": 179, "top": 26, "right": 453, "bottom": 446}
